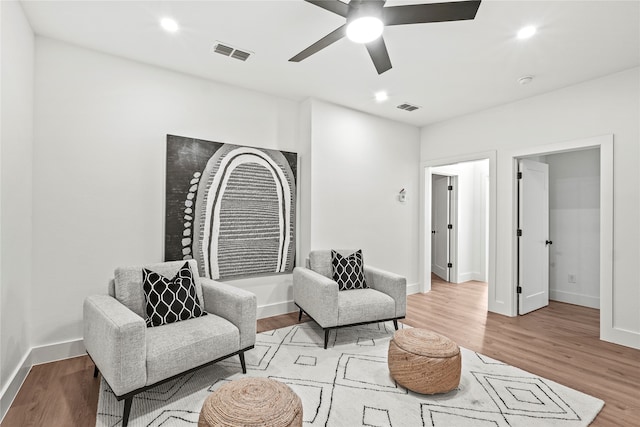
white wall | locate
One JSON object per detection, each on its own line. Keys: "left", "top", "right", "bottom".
{"left": 30, "top": 38, "right": 422, "bottom": 351}
{"left": 308, "top": 99, "right": 420, "bottom": 289}
{"left": 546, "top": 149, "right": 600, "bottom": 309}
{"left": 421, "top": 67, "right": 640, "bottom": 349}
{"left": 473, "top": 160, "right": 490, "bottom": 282}
{"left": 297, "top": 99, "right": 312, "bottom": 266}
{"left": 432, "top": 159, "right": 488, "bottom": 283}
{"left": 32, "top": 37, "right": 302, "bottom": 346}
{"left": 0, "top": 0, "right": 34, "bottom": 416}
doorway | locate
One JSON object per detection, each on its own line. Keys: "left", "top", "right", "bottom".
{"left": 516, "top": 148, "right": 601, "bottom": 315}
{"left": 431, "top": 174, "right": 455, "bottom": 282}
{"left": 510, "top": 135, "right": 615, "bottom": 344}
{"left": 428, "top": 159, "right": 490, "bottom": 288}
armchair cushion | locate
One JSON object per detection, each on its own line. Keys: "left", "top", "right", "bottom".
{"left": 145, "top": 314, "right": 239, "bottom": 385}
{"left": 331, "top": 249, "right": 368, "bottom": 291}
{"left": 337, "top": 289, "right": 395, "bottom": 325}
{"left": 113, "top": 259, "right": 204, "bottom": 318}
{"left": 142, "top": 262, "right": 206, "bottom": 327}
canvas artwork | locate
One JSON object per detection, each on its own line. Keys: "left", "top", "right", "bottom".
{"left": 165, "top": 135, "right": 297, "bottom": 280}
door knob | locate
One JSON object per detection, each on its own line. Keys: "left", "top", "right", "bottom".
{"left": 545, "top": 240, "right": 553, "bottom": 245}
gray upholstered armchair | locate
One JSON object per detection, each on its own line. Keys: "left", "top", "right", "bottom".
{"left": 83, "top": 260, "right": 256, "bottom": 427}
{"left": 293, "top": 249, "right": 406, "bottom": 349}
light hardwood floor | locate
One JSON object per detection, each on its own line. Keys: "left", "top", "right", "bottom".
{"left": 2, "top": 278, "right": 639, "bottom": 426}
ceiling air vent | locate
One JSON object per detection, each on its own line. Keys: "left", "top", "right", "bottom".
{"left": 212, "top": 42, "right": 252, "bottom": 61}
{"left": 397, "top": 103, "right": 420, "bottom": 112}
{"left": 213, "top": 43, "right": 234, "bottom": 56}
{"left": 231, "top": 50, "right": 251, "bottom": 62}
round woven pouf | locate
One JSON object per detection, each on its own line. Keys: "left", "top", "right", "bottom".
{"left": 388, "top": 328, "right": 461, "bottom": 394}
{"left": 198, "top": 377, "right": 303, "bottom": 427}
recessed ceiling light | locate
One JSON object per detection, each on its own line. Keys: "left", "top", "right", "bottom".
{"left": 375, "top": 91, "right": 389, "bottom": 102}
{"left": 517, "top": 25, "right": 536, "bottom": 39}
{"left": 160, "top": 17, "right": 179, "bottom": 33}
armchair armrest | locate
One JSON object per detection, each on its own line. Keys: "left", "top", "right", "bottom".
{"left": 293, "top": 267, "right": 339, "bottom": 328}
{"left": 201, "top": 278, "right": 257, "bottom": 349}
{"left": 83, "top": 295, "right": 146, "bottom": 396}
{"left": 364, "top": 266, "right": 407, "bottom": 318}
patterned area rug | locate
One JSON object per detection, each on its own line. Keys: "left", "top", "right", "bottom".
{"left": 96, "top": 322, "right": 604, "bottom": 426}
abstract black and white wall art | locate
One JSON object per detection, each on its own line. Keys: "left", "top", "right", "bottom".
{"left": 165, "top": 135, "right": 297, "bottom": 280}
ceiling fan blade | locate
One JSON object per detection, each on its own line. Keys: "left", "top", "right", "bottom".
{"left": 366, "top": 36, "right": 392, "bottom": 75}
{"left": 304, "top": 0, "right": 349, "bottom": 17}
{"left": 383, "top": 0, "right": 481, "bottom": 26}
{"left": 289, "top": 25, "right": 347, "bottom": 62}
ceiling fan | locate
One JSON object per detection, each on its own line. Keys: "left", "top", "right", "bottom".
{"left": 289, "top": 0, "right": 482, "bottom": 75}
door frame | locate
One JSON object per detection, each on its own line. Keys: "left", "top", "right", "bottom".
{"left": 420, "top": 150, "right": 497, "bottom": 294}
{"left": 509, "top": 135, "right": 614, "bottom": 342}
{"left": 431, "top": 173, "right": 458, "bottom": 283}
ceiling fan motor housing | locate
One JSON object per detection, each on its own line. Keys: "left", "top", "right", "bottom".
{"left": 347, "top": 0, "right": 384, "bottom": 24}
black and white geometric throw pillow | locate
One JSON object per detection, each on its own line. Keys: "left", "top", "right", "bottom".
{"left": 142, "top": 261, "right": 206, "bottom": 327}
{"left": 331, "top": 249, "right": 368, "bottom": 291}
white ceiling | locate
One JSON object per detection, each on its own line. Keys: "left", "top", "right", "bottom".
{"left": 21, "top": 0, "right": 640, "bottom": 126}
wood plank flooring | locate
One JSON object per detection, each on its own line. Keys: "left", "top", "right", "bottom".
{"left": 406, "top": 276, "right": 640, "bottom": 426}
{"left": 2, "top": 278, "right": 639, "bottom": 426}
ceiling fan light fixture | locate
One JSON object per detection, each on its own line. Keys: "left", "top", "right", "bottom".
{"left": 291, "top": 0, "right": 482, "bottom": 74}
{"left": 346, "top": 17, "right": 384, "bottom": 44}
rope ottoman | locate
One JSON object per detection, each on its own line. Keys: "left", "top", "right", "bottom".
{"left": 388, "top": 328, "right": 461, "bottom": 394}
{"left": 199, "top": 377, "right": 302, "bottom": 427}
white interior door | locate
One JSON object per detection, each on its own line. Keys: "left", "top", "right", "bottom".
{"left": 518, "top": 159, "right": 550, "bottom": 314}
{"left": 432, "top": 175, "right": 450, "bottom": 281}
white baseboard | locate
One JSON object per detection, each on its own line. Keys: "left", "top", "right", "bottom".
{"left": 471, "top": 272, "right": 486, "bottom": 282}
{"left": 550, "top": 290, "right": 600, "bottom": 309}
{"left": 407, "top": 282, "right": 420, "bottom": 295}
{"left": 456, "top": 272, "right": 473, "bottom": 283}
{"left": 257, "top": 300, "right": 297, "bottom": 319}
{"left": 456, "top": 272, "right": 486, "bottom": 283}
{"left": 30, "top": 339, "right": 86, "bottom": 366}
{"left": 602, "top": 325, "right": 640, "bottom": 350}
{"left": 0, "top": 350, "right": 31, "bottom": 423}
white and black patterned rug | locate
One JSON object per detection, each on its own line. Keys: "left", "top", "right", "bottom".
{"left": 96, "top": 322, "right": 604, "bottom": 426}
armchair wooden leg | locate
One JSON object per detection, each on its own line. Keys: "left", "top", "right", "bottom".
{"left": 393, "top": 319, "right": 398, "bottom": 331}
{"left": 93, "top": 365, "right": 99, "bottom": 378}
{"left": 298, "top": 308, "right": 303, "bottom": 322}
{"left": 324, "top": 329, "right": 330, "bottom": 349}
{"left": 239, "top": 352, "right": 247, "bottom": 374}
{"left": 122, "top": 397, "right": 133, "bottom": 427}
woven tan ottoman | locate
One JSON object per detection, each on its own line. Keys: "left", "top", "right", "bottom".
{"left": 388, "top": 328, "right": 461, "bottom": 394}
{"left": 199, "top": 377, "right": 303, "bottom": 427}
